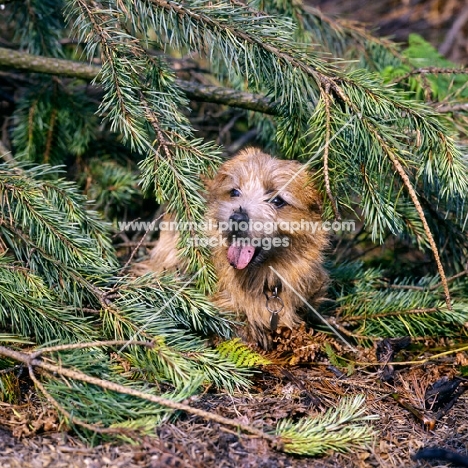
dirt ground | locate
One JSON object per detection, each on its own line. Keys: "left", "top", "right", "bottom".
{"left": 1, "top": 347, "right": 467, "bottom": 468}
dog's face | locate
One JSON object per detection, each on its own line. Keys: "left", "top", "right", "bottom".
{"left": 206, "top": 148, "right": 323, "bottom": 270}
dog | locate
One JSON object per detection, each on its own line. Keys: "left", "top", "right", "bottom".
{"left": 137, "top": 148, "right": 328, "bottom": 349}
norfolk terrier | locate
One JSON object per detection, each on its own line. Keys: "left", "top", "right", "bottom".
{"left": 138, "top": 148, "right": 328, "bottom": 349}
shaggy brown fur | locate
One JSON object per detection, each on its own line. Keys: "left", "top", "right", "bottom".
{"left": 137, "top": 148, "right": 328, "bottom": 349}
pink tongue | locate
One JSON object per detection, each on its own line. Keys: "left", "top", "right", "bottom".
{"left": 227, "top": 244, "right": 255, "bottom": 269}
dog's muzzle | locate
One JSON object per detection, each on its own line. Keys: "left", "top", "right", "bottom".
{"left": 226, "top": 208, "right": 257, "bottom": 269}
{"left": 228, "top": 208, "right": 249, "bottom": 237}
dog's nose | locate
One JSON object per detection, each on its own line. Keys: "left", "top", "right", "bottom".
{"left": 229, "top": 208, "right": 249, "bottom": 234}
{"left": 230, "top": 209, "right": 249, "bottom": 225}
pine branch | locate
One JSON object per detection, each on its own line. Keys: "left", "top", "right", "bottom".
{"left": 363, "top": 112, "right": 451, "bottom": 308}
{"left": 12, "top": 80, "right": 97, "bottom": 163}
{"left": 5, "top": 6, "right": 463, "bottom": 286}
{"left": 0, "top": 163, "right": 117, "bottom": 299}
{"left": 96, "top": 275, "right": 249, "bottom": 392}
{"left": 243, "top": 0, "right": 403, "bottom": 71}
{"left": 0, "top": 343, "right": 376, "bottom": 454}
{"left": 138, "top": 1, "right": 468, "bottom": 218}
{"left": 313, "top": 78, "right": 456, "bottom": 308}
{"left": 332, "top": 264, "right": 468, "bottom": 339}
{"left": 28, "top": 369, "right": 126, "bottom": 435}
{"left": 8, "top": 0, "right": 65, "bottom": 57}
{"left": 0, "top": 47, "right": 275, "bottom": 114}
{"left": 0, "top": 344, "right": 279, "bottom": 443}
{"left": 275, "top": 395, "right": 376, "bottom": 456}
{"left": 81, "top": 159, "right": 139, "bottom": 217}
{"left": 0, "top": 257, "right": 97, "bottom": 343}
{"left": 321, "top": 83, "right": 341, "bottom": 220}
{"left": 0, "top": 165, "right": 242, "bottom": 392}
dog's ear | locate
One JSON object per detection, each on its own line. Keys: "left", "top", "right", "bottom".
{"left": 310, "top": 183, "right": 323, "bottom": 214}
{"left": 309, "top": 198, "right": 322, "bottom": 214}
{"left": 203, "top": 168, "right": 232, "bottom": 193}
{"left": 200, "top": 173, "right": 212, "bottom": 191}
{"left": 299, "top": 169, "right": 323, "bottom": 214}
{"left": 200, "top": 165, "right": 219, "bottom": 191}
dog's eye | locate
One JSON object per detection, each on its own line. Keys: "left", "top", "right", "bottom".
{"left": 230, "top": 189, "right": 241, "bottom": 198}
{"left": 270, "top": 196, "right": 286, "bottom": 208}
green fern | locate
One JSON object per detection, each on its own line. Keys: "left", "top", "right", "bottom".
{"left": 381, "top": 34, "right": 468, "bottom": 100}
{"left": 217, "top": 338, "right": 271, "bottom": 368}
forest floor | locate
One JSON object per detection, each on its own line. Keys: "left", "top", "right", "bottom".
{"left": 0, "top": 336, "right": 467, "bottom": 468}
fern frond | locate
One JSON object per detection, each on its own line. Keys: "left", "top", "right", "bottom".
{"left": 217, "top": 338, "right": 271, "bottom": 368}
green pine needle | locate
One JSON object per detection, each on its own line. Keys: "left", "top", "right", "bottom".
{"left": 275, "top": 395, "right": 377, "bottom": 456}
{"left": 333, "top": 263, "right": 468, "bottom": 338}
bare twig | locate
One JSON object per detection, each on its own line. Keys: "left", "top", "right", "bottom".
{"left": 120, "top": 213, "right": 164, "bottom": 273}
{"left": 436, "top": 103, "right": 468, "bottom": 113}
{"left": 30, "top": 340, "right": 156, "bottom": 358}
{"left": 439, "top": 8, "right": 468, "bottom": 56}
{"left": 393, "top": 67, "right": 468, "bottom": 84}
{"left": 0, "top": 364, "right": 25, "bottom": 375}
{"left": 391, "top": 393, "right": 435, "bottom": 429}
{"left": 327, "top": 318, "right": 379, "bottom": 341}
{"left": 114, "top": 241, "right": 159, "bottom": 248}
{"left": 349, "top": 344, "right": 468, "bottom": 367}
{"left": 386, "top": 269, "right": 468, "bottom": 292}
{"left": 0, "top": 141, "right": 13, "bottom": 162}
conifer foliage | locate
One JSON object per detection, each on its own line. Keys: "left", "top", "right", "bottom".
{"left": 0, "top": 0, "right": 467, "bottom": 456}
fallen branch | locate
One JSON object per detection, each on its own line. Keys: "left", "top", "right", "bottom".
{"left": 340, "top": 307, "right": 439, "bottom": 323}
{"left": 348, "top": 343, "right": 468, "bottom": 367}
{"left": 436, "top": 103, "right": 468, "bottom": 113}
{"left": 321, "top": 83, "right": 341, "bottom": 220}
